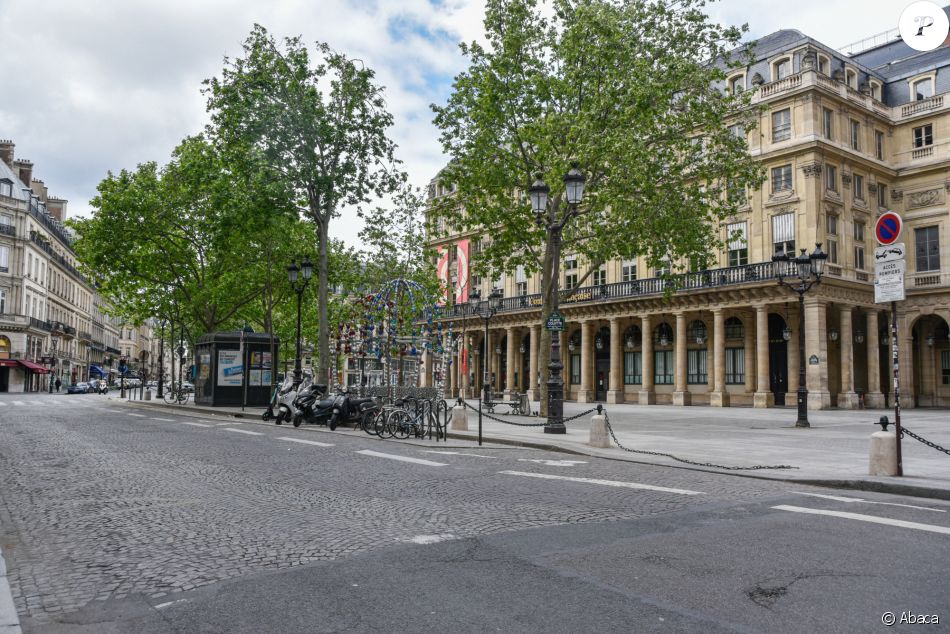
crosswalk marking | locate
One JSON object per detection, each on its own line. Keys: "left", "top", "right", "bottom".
{"left": 222, "top": 428, "right": 263, "bottom": 436}
{"left": 356, "top": 450, "right": 448, "bottom": 467}
{"left": 181, "top": 422, "right": 211, "bottom": 428}
{"left": 772, "top": 505, "right": 950, "bottom": 535}
{"left": 127, "top": 413, "right": 146, "bottom": 418}
{"left": 150, "top": 417, "right": 176, "bottom": 422}
{"left": 499, "top": 471, "right": 705, "bottom": 496}
{"left": 790, "top": 491, "right": 947, "bottom": 513}
{"left": 276, "top": 437, "right": 335, "bottom": 447}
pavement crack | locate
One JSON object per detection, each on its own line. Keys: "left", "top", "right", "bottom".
{"left": 746, "top": 571, "right": 868, "bottom": 610}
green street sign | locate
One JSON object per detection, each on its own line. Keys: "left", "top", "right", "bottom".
{"left": 545, "top": 310, "right": 566, "bottom": 331}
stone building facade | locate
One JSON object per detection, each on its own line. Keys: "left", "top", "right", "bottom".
{"left": 425, "top": 27, "right": 950, "bottom": 410}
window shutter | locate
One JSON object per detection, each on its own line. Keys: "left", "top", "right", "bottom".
{"left": 727, "top": 222, "right": 748, "bottom": 250}
{"left": 772, "top": 213, "right": 795, "bottom": 243}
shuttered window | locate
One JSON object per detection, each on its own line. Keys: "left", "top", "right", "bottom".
{"left": 772, "top": 213, "right": 795, "bottom": 255}
{"left": 727, "top": 222, "right": 748, "bottom": 266}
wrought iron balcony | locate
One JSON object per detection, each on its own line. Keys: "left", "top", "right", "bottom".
{"left": 29, "top": 317, "right": 51, "bottom": 331}
{"left": 0, "top": 224, "right": 15, "bottom": 237}
{"left": 78, "top": 330, "right": 92, "bottom": 342}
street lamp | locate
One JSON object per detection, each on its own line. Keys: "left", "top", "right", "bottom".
{"left": 772, "top": 243, "right": 827, "bottom": 427}
{"left": 288, "top": 256, "right": 314, "bottom": 385}
{"left": 157, "top": 320, "right": 166, "bottom": 398}
{"left": 119, "top": 355, "right": 128, "bottom": 398}
{"left": 470, "top": 287, "right": 502, "bottom": 447}
{"left": 531, "top": 163, "right": 585, "bottom": 434}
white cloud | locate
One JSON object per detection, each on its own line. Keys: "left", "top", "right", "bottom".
{"left": 0, "top": 0, "right": 912, "bottom": 246}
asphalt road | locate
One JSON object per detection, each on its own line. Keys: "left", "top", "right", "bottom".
{"left": 0, "top": 393, "right": 948, "bottom": 633}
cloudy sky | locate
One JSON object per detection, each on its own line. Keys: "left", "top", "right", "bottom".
{"left": 0, "top": 0, "right": 913, "bottom": 246}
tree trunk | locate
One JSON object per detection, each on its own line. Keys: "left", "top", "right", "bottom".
{"left": 316, "top": 213, "right": 330, "bottom": 385}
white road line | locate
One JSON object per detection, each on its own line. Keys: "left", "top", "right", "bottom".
{"left": 12, "top": 401, "right": 25, "bottom": 406}
{"left": 772, "top": 505, "right": 950, "bottom": 535}
{"left": 356, "top": 449, "right": 448, "bottom": 466}
{"left": 127, "top": 413, "right": 146, "bottom": 418}
{"left": 155, "top": 598, "right": 189, "bottom": 610}
{"left": 277, "top": 436, "right": 335, "bottom": 447}
{"left": 181, "top": 422, "right": 211, "bottom": 428}
{"left": 222, "top": 427, "right": 264, "bottom": 436}
{"left": 105, "top": 409, "right": 124, "bottom": 413}
{"left": 150, "top": 417, "right": 176, "bottom": 422}
{"left": 422, "top": 451, "right": 497, "bottom": 458}
{"left": 0, "top": 402, "right": 6, "bottom": 406}
{"left": 790, "top": 491, "right": 947, "bottom": 513}
{"left": 499, "top": 471, "right": 705, "bottom": 496}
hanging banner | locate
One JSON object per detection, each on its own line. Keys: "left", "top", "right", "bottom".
{"left": 455, "top": 239, "right": 470, "bottom": 303}
{"left": 436, "top": 245, "right": 450, "bottom": 305}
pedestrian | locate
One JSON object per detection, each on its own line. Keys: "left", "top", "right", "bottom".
{"left": 55, "top": 377, "right": 61, "bottom": 392}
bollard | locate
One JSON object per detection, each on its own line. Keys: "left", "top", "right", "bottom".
{"left": 869, "top": 416, "right": 898, "bottom": 476}
{"left": 451, "top": 405, "right": 468, "bottom": 431}
{"left": 589, "top": 412, "right": 610, "bottom": 448}
{"left": 145, "top": 389, "right": 152, "bottom": 401}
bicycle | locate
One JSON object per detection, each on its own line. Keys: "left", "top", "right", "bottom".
{"left": 163, "top": 385, "right": 190, "bottom": 405}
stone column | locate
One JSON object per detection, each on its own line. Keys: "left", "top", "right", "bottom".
{"left": 805, "top": 298, "right": 831, "bottom": 409}
{"left": 787, "top": 306, "right": 800, "bottom": 397}
{"left": 577, "top": 320, "right": 594, "bottom": 402}
{"left": 505, "top": 326, "right": 517, "bottom": 395}
{"left": 639, "top": 315, "right": 655, "bottom": 404}
{"left": 900, "top": 314, "right": 916, "bottom": 409}
{"left": 837, "top": 306, "right": 858, "bottom": 408}
{"left": 607, "top": 317, "right": 624, "bottom": 404}
{"left": 527, "top": 325, "right": 540, "bottom": 402}
{"left": 744, "top": 312, "right": 756, "bottom": 395}
{"left": 754, "top": 305, "right": 773, "bottom": 407}
{"left": 673, "top": 312, "right": 691, "bottom": 406}
{"left": 710, "top": 309, "right": 729, "bottom": 406}
{"left": 865, "top": 310, "right": 885, "bottom": 408}
{"left": 485, "top": 330, "right": 495, "bottom": 396}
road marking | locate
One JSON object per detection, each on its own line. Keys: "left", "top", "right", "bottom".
{"left": 277, "top": 436, "right": 335, "bottom": 447}
{"left": 499, "top": 471, "right": 705, "bottom": 495}
{"left": 518, "top": 458, "right": 587, "bottom": 467}
{"left": 790, "top": 491, "right": 947, "bottom": 513}
{"left": 356, "top": 449, "right": 448, "bottom": 466}
{"left": 127, "top": 413, "right": 146, "bottom": 418}
{"left": 12, "top": 401, "right": 25, "bottom": 406}
{"left": 772, "top": 505, "right": 950, "bottom": 535}
{"left": 155, "top": 598, "right": 189, "bottom": 610}
{"left": 181, "top": 422, "right": 211, "bottom": 428}
{"left": 422, "top": 451, "right": 497, "bottom": 458}
{"left": 222, "top": 427, "right": 264, "bottom": 436}
{"left": 0, "top": 402, "right": 6, "bottom": 406}
{"left": 150, "top": 417, "right": 176, "bottom": 422}
{"left": 406, "top": 534, "right": 456, "bottom": 544}
{"left": 105, "top": 409, "right": 124, "bottom": 413}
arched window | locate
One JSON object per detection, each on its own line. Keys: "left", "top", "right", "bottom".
{"left": 689, "top": 320, "right": 708, "bottom": 345}
{"left": 845, "top": 68, "right": 857, "bottom": 89}
{"left": 0, "top": 335, "right": 10, "bottom": 359}
{"left": 653, "top": 323, "right": 674, "bottom": 346}
{"left": 725, "top": 317, "right": 744, "bottom": 339}
{"left": 728, "top": 73, "right": 745, "bottom": 94}
{"left": 623, "top": 325, "right": 642, "bottom": 349}
{"left": 912, "top": 77, "right": 934, "bottom": 101}
{"left": 817, "top": 54, "right": 830, "bottom": 76}
{"left": 772, "top": 57, "right": 792, "bottom": 81}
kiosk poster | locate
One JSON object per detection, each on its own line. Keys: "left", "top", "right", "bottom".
{"left": 217, "top": 350, "right": 243, "bottom": 386}
{"left": 249, "top": 369, "right": 263, "bottom": 386}
{"left": 250, "top": 352, "right": 272, "bottom": 369}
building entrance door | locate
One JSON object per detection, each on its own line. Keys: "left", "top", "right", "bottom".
{"left": 0, "top": 367, "right": 8, "bottom": 392}
{"left": 768, "top": 313, "right": 788, "bottom": 406}
{"left": 595, "top": 359, "right": 609, "bottom": 401}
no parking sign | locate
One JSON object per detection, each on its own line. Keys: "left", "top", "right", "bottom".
{"left": 875, "top": 211, "right": 903, "bottom": 245}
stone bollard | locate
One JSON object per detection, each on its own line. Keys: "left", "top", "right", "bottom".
{"left": 589, "top": 413, "right": 610, "bottom": 448}
{"left": 869, "top": 416, "right": 898, "bottom": 476}
{"left": 145, "top": 389, "right": 152, "bottom": 401}
{"left": 451, "top": 405, "right": 468, "bottom": 431}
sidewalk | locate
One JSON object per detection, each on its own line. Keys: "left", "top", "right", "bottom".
{"left": 123, "top": 395, "right": 950, "bottom": 500}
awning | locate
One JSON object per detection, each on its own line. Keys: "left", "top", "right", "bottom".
{"left": 17, "top": 359, "right": 50, "bottom": 374}
{"left": 89, "top": 365, "right": 106, "bottom": 377}
{"left": 0, "top": 359, "right": 18, "bottom": 368}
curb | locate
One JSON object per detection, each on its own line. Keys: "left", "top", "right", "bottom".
{"left": 120, "top": 400, "right": 950, "bottom": 502}
{"left": 0, "top": 547, "right": 22, "bottom": 633}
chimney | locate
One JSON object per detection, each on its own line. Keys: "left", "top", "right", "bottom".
{"left": 13, "top": 159, "right": 33, "bottom": 187}
{"left": 31, "top": 179, "right": 48, "bottom": 202}
{"left": 47, "top": 197, "right": 67, "bottom": 221}
{"left": 0, "top": 140, "right": 13, "bottom": 168}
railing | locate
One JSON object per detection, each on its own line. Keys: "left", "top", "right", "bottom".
{"left": 0, "top": 224, "right": 14, "bottom": 237}
{"left": 29, "top": 232, "right": 88, "bottom": 284}
{"left": 63, "top": 326, "right": 76, "bottom": 337}
{"left": 30, "top": 317, "right": 51, "bottom": 331}
{"left": 0, "top": 314, "right": 51, "bottom": 331}
{"left": 78, "top": 330, "right": 92, "bottom": 342}
{"left": 914, "top": 273, "right": 941, "bottom": 287}
{"left": 912, "top": 146, "right": 934, "bottom": 159}
{"left": 902, "top": 96, "right": 943, "bottom": 118}
{"left": 106, "top": 346, "right": 121, "bottom": 355}
{"left": 27, "top": 203, "right": 72, "bottom": 247}
{"left": 759, "top": 73, "right": 802, "bottom": 98}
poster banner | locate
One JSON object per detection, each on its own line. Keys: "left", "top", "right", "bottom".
{"left": 262, "top": 370, "right": 272, "bottom": 386}
{"left": 249, "top": 369, "right": 263, "bottom": 386}
{"left": 217, "top": 350, "right": 243, "bottom": 386}
{"left": 455, "top": 239, "right": 469, "bottom": 303}
{"left": 436, "top": 245, "right": 449, "bottom": 305}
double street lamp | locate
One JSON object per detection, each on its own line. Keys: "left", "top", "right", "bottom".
{"left": 772, "top": 244, "right": 827, "bottom": 428}
{"left": 287, "top": 256, "right": 314, "bottom": 385}
{"left": 469, "top": 287, "right": 503, "bottom": 446}
{"left": 529, "top": 164, "right": 586, "bottom": 434}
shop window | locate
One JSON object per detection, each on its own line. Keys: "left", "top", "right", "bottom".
{"left": 624, "top": 351, "right": 641, "bottom": 384}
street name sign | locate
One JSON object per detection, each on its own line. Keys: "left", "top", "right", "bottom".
{"left": 874, "top": 259, "right": 906, "bottom": 303}
{"left": 874, "top": 243, "right": 905, "bottom": 264}
{"left": 875, "top": 211, "right": 903, "bottom": 245}
{"left": 545, "top": 310, "right": 565, "bottom": 331}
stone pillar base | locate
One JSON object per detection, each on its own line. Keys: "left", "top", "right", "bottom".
{"left": 837, "top": 391, "right": 859, "bottom": 409}
{"left": 709, "top": 391, "right": 730, "bottom": 407}
{"left": 576, "top": 389, "right": 593, "bottom": 403}
{"left": 638, "top": 390, "right": 656, "bottom": 405}
{"left": 589, "top": 414, "right": 610, "bottom": 448}
{"left": 672, "top": 391, "right": 691, "bottom": 406}
{"left": 526, "top": 389, "right": 537, "bottom": 403}
{"left": 869, "top": 430, "right": 898, "bottom": 476}
{"left": 753, "top": 392, "right": 774, "bottom": 408}
{"left": 808, "top": 390, "right": 832, "bottom": 410}
{"left": 865, "top": 392, "right": 886, "bottom": 409}
{"left": 451, "top": 406, "right": 468, "bottom": 431}
{"left": 606, "top": 390, "right": 625, "bottom": 404}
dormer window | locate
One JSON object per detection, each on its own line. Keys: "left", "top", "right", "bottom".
{"left": 817, "top": 54, "right": 830, "bottom": 75}
{"left": 845, "top": 68, "right": 857, "bottom": 89}
{"left": 772, "top": 57, "right": 792, "bottom": 81}
{"left": 0, "top": 180, "right": 11, "bottom": 198}
{"left": 728, "top": 74, "right": 745, "bottom": 94}
{"left": 912, "top": 77, "right": 934, "bottom": 101}
{"left": 869, "top": 80, "right": 882, "bottom": 101}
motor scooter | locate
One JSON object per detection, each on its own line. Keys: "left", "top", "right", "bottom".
{"left": 291, "top": 382, "right": 336, "bottom": 428}
{"left": 263, "top": 374, "right": 290, "bottom": 421}
{"left": 274, "top": 374, "right": 307, "bottom": 425}
{"left": 327, "top": 390, "right": 379, "bottom": 430}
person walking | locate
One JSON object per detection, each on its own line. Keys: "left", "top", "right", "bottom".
{"left": 55, "top": 377, "right": 61, "bottom": 392}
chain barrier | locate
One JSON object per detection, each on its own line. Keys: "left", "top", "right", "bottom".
{"left": 901, "top": 426, "right": 950, "bottom": 457}
{"left": 460, "top": 400, "right": 549, "bottom": 426}
{"left": 601, "top": 411, "right": 798, "bottom": 471}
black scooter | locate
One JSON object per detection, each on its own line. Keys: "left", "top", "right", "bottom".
{"left": 291, "top": 383, "right": 334, "bottom": 428}
{"left": 328, "top": 391, "right": 378, "bottom": 430}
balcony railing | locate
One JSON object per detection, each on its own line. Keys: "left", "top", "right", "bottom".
{"left": 912, "top": 146, "right": 934, "bottom": 159}
{"left": 0, "top": 224, "right": 14, "bottom": 237}
{"left": 759, "top": 73, "right": 803, "bottom": 98}
{"left": 78, "top": 330, "right": 92, "bottom": 342}
{"left": 30, "top": 317, "right": 51, "bottom": 331}
{"left": 29, "top": 231, "right": 88, "bottom": 285}
{"left": 0, "top": 314, "right": 52, "bottom": 331}
{"left": 902, "top": 96, "right": 944, "bottom": 118}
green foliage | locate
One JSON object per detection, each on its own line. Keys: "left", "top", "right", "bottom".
{"left": 204, "top": 24, "right": 402, "bottom": 382}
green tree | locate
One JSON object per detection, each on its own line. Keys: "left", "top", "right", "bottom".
{"left": 204, "top": 24, "right": 402, "bottom": 384}
{"left": 430, "top": 0, "right": 763, "bottom": 412}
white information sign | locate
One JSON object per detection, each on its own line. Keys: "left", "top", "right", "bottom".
{"left": 874, "top": 259, "right": 906, "bottom": 303}
{"left": 217, "top": 350, "right": 244, "bottom": 386}
{"left": 874, "top": 243, "right": 905, "bottom": 265}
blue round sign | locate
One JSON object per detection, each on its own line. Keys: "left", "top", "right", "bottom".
{"left": 875, "top": 212, "right": 902, "bottom": 246}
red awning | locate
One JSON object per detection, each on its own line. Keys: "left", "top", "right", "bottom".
{"left": 17, "top": 359, "right": 50, "bottom": 374}
{"left": 0, "top": 359, "right": 18, "bottom": 368}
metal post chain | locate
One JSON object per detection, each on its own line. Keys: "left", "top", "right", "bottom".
{"left": 601, "top": 411, "right": 798, "bottom": 471}
{"left": 900, "top": 426, "right": 950, "bottom": 457}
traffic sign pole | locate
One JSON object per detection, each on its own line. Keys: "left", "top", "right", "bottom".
{"left": 892, "top": 301, "right": 903, "bottom": 477}
{"left": 875, "top": 212, "right": 905, "bottom": 477}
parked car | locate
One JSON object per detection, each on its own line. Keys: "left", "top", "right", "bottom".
{"left": 67, "top": 382, "right": 90, "bottom": 394}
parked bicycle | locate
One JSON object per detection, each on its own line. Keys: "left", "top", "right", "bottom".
{"left": 163, "top": 385, "right": 190, "bottom": 405}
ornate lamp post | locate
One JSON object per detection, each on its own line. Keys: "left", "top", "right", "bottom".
{"left": 530, "top": 163, "right": 585, "bottom": 434}
{"left": 119, "top": 355, "right": 128, "bottom": 398}
{"left": 470, "top": 287, "right": 502, "bottom": 446}
{"left": 157, "top": 320, "right": 166, "bottom": 398}
{"left": 772, "top": 244, "right": 827, "bottom": 427}
{"left": 287, "top": 256, "right": 314, "bottom": 385}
